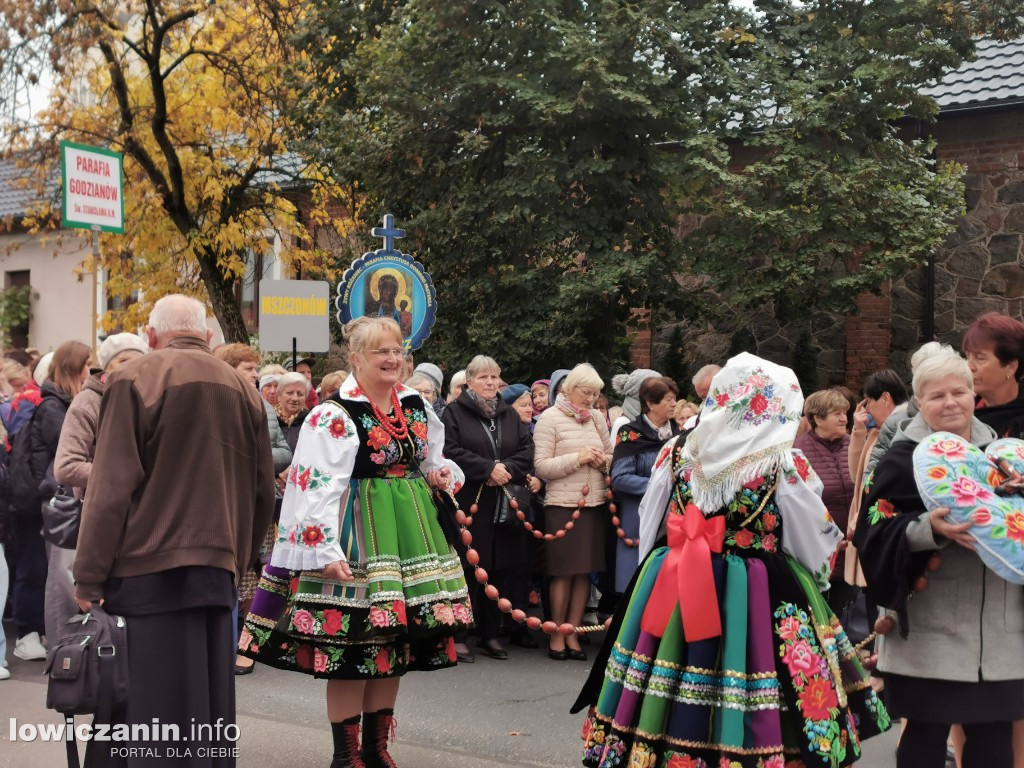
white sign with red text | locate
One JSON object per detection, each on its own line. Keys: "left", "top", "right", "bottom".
{"left": 61, "top": 141, "right": 124, "bottom": 234}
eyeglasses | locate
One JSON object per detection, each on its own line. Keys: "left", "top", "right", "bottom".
{"left": 368, "top": 348, "right": 405, "bottom": 359}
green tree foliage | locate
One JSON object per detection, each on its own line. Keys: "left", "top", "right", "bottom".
{"left": 682, "top": 0, "right": 1022, "bottom": 318}
{"left": 305, "top": 0, "right": 1022, "bottom": 377}
{"left": 308, "top": 0, "right": 749, "bottom": 379}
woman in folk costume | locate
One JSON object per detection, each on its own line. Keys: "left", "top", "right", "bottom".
{"left": 240, "top": 316, "right": 471, "bottom": 768}
{"left": 573, "top": 352, "right": 890, "bottom": 768}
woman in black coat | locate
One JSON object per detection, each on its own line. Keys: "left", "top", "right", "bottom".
{"left": 8, "top": 341, "right": 91, "bottom": 661}
{"left": 442, "top": 355, "right": 534, "bottom": 661}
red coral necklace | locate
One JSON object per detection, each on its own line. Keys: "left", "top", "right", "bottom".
{"left": 361, "top": 382, "right": 410, "bottom": 441}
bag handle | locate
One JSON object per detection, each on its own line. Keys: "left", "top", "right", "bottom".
{"left": 59, "top": 605, "right": 123, "bottom": 768}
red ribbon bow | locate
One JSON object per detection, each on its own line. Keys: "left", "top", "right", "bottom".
{"left": 640, "top": 502, "right": 726, "bottom": 642}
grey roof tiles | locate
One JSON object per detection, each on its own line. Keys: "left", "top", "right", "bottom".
{"left": 922, "top": 37, "right": 1024, "bottom": 113}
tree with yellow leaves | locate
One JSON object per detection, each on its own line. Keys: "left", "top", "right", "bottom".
{"left": 0, "top": 0, "right": 355, "bottom": 341}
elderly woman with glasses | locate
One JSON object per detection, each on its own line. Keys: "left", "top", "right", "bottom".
{"left": 241, "top": 317, "right": 469, "bottom": 768}
{"left": 533, "top": 363, "right": 613, "bottom": 661}
{"left": 855, "top": 348, "right": 1024, "bottom": 768}
{"left": 442, "top": 356, "right": 536, "bottom": 661}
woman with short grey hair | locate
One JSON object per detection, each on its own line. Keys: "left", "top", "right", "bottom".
{"left": 855, "top": 348, "right": 1023, "bottom": 767}
{"left": 443, "top": 354, "right": 534, "bottom": 661}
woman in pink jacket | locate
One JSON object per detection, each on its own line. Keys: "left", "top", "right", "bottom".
{"left": 533, "top": 363, "right": 612, "bottom": 661}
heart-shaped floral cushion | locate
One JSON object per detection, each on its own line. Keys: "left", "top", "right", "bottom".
{"left": 912, "top": 431, "right": 1024, "bottom": 585}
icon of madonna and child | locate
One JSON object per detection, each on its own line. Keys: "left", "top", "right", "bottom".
{"left": 363, "top": 268, "right": 414, "bottom": 339}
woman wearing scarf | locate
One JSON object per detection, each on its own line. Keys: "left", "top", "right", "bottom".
{"left": 854, "top": 349, "right": 1023, "bottom": 767}
{"left": 574, "top": 352, "right": 890, "bottom": 768}
{"left": 610, "top": 376, "right": 680, "bottom": 594}
{"left": 534, "top": 363, "right": 613, "bottom": 661}
{"left": 443, "top": 356, "right": 535, "bottom": 661}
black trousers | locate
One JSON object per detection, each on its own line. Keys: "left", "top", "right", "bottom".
{"left": 897, "top": 720, "right": 1013, "bottom": 768}
{"left": 85, "top": 604, "right": 236, "bottom": 768}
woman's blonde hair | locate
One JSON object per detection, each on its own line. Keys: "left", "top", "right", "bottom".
{"left": 562, "top": 363, "right": 604, "bottom": 396}
{"left": 803, "top": 389, "right": 850, "bottom": 430}
{"left": 342, "top": 317, "right": 403, "bottom": 360}
{"left": 0, "top": 359, "right": 31, "bottom": 391}
{"left": 674, "top": 400, "right": 698, "bottom": 421}
{"left": 465, "top": 355, "right": 500, "bottom": 381}
{"left": 447, "top": 370, "right": 467, "bottom": 403}
{"left": 319, "top": 370, "right": 348, "bottom": 398}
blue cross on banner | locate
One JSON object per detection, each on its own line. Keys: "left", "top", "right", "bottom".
{"left": 371, "top": 214, "right": 406, "bottom": 255}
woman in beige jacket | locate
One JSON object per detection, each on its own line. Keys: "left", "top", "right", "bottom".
{"left": 533, "top": 363, "right": 612, "bottom": 660}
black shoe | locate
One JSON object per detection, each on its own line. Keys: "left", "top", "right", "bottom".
{"left": 567, "top": 648, "right": 588, "bottom": 661}
{"left": 478, "top": 639, "right": 509, "bottom": 660}
{"left": 510, "top": 631, "right": 538, "bottom": 649}
{"left": 548, "top": 648, "right": 568, "bottom": 661}
{"left": 361, "top": 710, "right": 398, "bottom": 768}
{"left": 234, "top": 659, "right": 256, "bottom": 675}
{"left": 454, "top": 643, "right": 475, "bottom": 663}
{"left": 330, "top": 718, "right": 366, "bottom": 768}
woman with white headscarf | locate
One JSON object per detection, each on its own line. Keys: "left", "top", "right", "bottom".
{"left": 574, "top": 353, "right": 891, "bottom": 768}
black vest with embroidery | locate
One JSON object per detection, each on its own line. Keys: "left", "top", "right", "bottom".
{"left": 334, "top": 395, "right": 431, "bottom": 479}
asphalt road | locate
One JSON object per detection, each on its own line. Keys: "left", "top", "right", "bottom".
{"left": 0, "top": 623, "right": 900, "bottom": 767}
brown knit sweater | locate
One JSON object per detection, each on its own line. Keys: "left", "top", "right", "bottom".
{"left": 73, "top": 336, "right": 276, "bottom": 602}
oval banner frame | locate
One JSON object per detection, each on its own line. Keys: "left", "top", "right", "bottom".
{"left": 335, "top": 216, "right": 437, "bottom": 351}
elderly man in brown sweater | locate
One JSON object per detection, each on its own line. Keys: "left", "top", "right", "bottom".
{"left": 73, "top": 294, "right": 276, "bottom": 767}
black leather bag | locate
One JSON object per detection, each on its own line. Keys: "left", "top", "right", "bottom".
{"left": 494, "top": 482, "right": 533, "bottom": 528}
{"left": 41, "top": 487, "right": 82, "bottom": 549}
{"left": 46, "top": 606, "right": 130, "bottom": 768}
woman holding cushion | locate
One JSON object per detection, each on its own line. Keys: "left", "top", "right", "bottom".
{"left": 855, "top": 348, "right": 1024, "bottom": 768}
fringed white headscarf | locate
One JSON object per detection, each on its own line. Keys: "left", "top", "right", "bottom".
{"left": 681, "top": 352, "right": 805, "bottom": 513}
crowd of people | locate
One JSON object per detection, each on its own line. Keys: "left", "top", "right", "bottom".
{"left": 1, "top": 301, "right": 1023, "bottom": 768}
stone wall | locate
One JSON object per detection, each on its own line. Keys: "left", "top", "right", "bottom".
{"left": 647, "top": 302, "right": 851, "bottom": 397}
{"left": 890, "top": 114, "right": 1024, "bottom": 381}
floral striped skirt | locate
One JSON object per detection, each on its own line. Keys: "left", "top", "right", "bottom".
{"left": 581, "top": 548, "right": 890, "bottom": 768}
{"left": 240, "top": 475, "right": 472, "bottom": 679}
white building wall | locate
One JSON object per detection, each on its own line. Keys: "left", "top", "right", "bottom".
{"left": 0, "top": 230, "right": 97, "bottom": 353}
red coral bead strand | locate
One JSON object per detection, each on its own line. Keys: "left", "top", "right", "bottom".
{"left": 460, "top": 493, "right": 609, "bottom": 637}
{"left": 362, "top": 383, "right": 410, "bottom": 441}
{"left": 606, "top": 474, "right": 638, "bottom": 548}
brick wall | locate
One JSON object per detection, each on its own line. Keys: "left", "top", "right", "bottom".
{"left": 845, "top": 285, "right": 892, "bottom": 389}
{"left": 628, "top": 308, "right": 652, "bottom": 368}
{"left": 936, "top": 137, "right": 1024, "bottom": 173}
{"left": 889, "top": 110, "right": 1024, "bottom": 378}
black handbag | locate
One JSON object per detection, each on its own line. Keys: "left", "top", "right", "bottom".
{"left": 495, "top": 482, "right": 533, "bottom": 528}
{"left": 41, "top": 487, "right": 82, "bottom": 549}
{"left": 45, "top": 606, "right": 129, "bottom": 768}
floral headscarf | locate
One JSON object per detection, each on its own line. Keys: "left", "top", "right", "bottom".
{"left": 681, "top": 352, "right": 805, "bottom": 512}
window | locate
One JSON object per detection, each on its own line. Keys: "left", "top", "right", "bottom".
{"left": 4, "top": 270, "right": 31, "bottom": 348}
{"left": 238, "top": 244, "right": 277, "bottom": 332}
